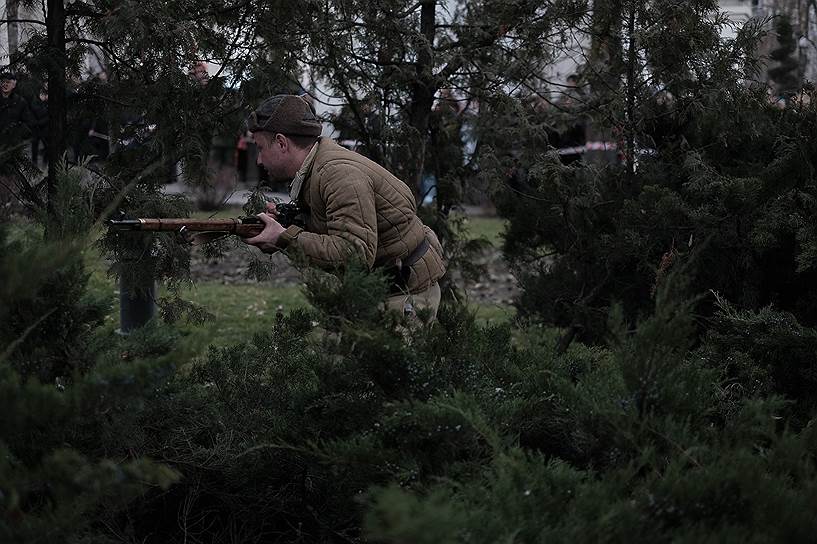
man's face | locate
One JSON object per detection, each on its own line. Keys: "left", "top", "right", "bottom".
{"left": 190, "top": 64, "right": 209, "bottom": 85}
{"left": 1, "top": 78, "right": 16, "bottom": 95}
{"left": 255, "top": 132, "right": 291, "bottom": 183}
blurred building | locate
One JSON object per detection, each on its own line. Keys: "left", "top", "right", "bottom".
{"left": 1, "top": 1, "right": 108, "bottom": 77}
{"left": 539, "top": 0, "right": 815, "bottom": 97}
{"left": 1, "top": 1, "right": 40, "bottom": 64}
{"left": 721, "top": 0, "right": 817, "bottom": 84}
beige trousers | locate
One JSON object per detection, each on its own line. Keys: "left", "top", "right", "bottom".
{"left": 385, "top": 281, "right": 442, "bottom": 322}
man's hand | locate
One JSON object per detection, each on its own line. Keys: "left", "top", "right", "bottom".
{"left": 242, "top": 212, "right": 286, "bottom": 253}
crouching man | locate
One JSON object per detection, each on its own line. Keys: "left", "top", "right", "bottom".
{"left": 242, "top": 94, "right": 446, "bottom": 320}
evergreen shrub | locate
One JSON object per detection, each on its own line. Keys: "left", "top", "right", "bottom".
{"left": 0, "top": 222, "right": 179, "bottom": 543}
{"left": 493, "top": 84, "right": 817, "bottom": 347}
{"left": 5, "top": 208, "right": 817, "bottom": 541}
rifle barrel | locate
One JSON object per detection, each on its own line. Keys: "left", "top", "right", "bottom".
{"left": 108, "top": 219, "right": 144, "bottom": 230}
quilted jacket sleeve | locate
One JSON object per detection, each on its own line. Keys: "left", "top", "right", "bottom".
{"left": 279, "top": 162, "right": 378, "bottom": 269}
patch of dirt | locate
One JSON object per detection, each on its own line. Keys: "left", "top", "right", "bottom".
{"left": 189, "top": 243, "right": 302, "bottom": 286}
{"left": 461, "top": 249, "right": 519, "bottom": 306}
{"left": 189, "top": 242, "right": 518, "bottom": 306}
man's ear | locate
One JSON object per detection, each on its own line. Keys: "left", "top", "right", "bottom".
{"left": 275, "top": 133, "right": 289, "bottom": 151}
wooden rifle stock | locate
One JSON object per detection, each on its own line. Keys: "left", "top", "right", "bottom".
{"left": 108, "top": 217, "right": 264, "bottom": 238}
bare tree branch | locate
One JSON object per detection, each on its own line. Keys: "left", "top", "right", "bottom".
{"left": 0, "top": 18, "right": 46, "bottom": 26}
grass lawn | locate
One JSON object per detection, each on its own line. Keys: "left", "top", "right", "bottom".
{"left": 169, "top": 282, "right": 308, "bottom": 360}
{"left": 86, "top": 246, "right": 309, "bottom": 358}
{"left": 457, "top": 215, "right": 507, "bottom": 248}
{"left": 83, "top": 210, "right": 514, "bottom": 360}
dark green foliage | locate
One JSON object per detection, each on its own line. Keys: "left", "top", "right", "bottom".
{"left": 2, "top": 167, "right": 108, "bottom": 382}
{"left": 70, "top": 259, "right": 812, "bottom": 542}
{"left": 364, "top": 278, "right": 817, "bottom": 543}
{"left": 6, "top": 208, "right": 817, "bottom": 541}
{"left": 5, "top": 2, "right": 817, "bottom": 542}
{"left": 492, "top": 3, "right": 817, "bottom": 345}
{"left": 0, "top": 222, "right": 179, "bottom": 543}
{"left": 303, "top": 260, "right": 391, "bottom": 328}
{"left": 95, "top": 267, "right": 518, "bottom": 541}
{"left": 3, "top": 257, "right": 108, "bottom": 381}
{"left": 700, "top": 294, "right": 817, "bottom": 424}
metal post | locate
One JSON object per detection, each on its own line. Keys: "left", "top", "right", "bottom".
{"left": 118, "top": 267, "right": 157, "bottom": 335}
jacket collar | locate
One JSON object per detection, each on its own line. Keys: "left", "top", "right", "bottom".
{"left": 288, "top": 139, "right": 320, "bottom": 200}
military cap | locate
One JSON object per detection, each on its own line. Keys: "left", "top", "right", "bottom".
{"left": 247, "top": 94, "right": 322, "bottom": 137}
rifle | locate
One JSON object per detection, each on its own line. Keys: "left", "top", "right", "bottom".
{"left": 109, "top": 216, "right": 264, "bottom": 236}
{"left": 108, "top": 202, "right": 305, "bottom": 243}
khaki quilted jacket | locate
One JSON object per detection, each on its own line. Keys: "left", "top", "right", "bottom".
{"left": 277, "top": 138, "right": 446, "bottom": 293}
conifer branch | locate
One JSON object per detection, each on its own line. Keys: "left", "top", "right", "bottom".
{"left": 0, "top": 308, "right": 57, "bottom": 364}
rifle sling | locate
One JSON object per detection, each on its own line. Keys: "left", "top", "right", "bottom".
{"left": 381, "top": 237, "right": 430, "bottom": 294}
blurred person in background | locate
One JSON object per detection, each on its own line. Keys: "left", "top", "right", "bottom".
{"left": 29, "top": 85, "right": 49, "bottom": 167}
{"left": 0, "top": 71, "right": 32, "bottom": 150}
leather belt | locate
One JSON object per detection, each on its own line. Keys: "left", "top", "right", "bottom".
{"left": 382, "top": 237, "right": 430, "bottom": 294}
{"left": 401, "top": 238, "right": 430, "bottom": 268}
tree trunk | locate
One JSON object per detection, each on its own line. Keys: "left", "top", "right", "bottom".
{"left": 586, "top": 0, "right": 624, "bottom": 166}
{"left": 45, "top": 0, "right": 67, "bottom": 230}
{"left": 588, "top": 0, "right": 624, "bottom": 88}
{"left": 7, "top": 0, "right": 19, "bottom": 57}
{"left": 406, "top": 0, "right": 437, "bottom": 193}
{"left": 624, "top": 0, "right": 637, "bottom": 180}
